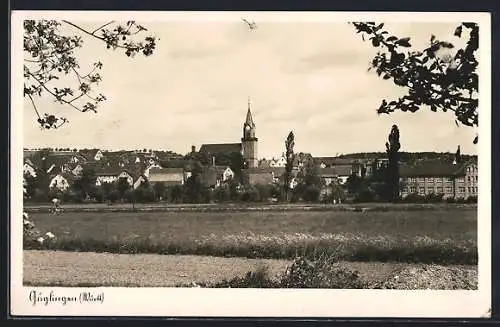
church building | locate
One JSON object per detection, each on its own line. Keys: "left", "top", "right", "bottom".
{"left": 198, "top": 98, "right": 259, "bottom": 168}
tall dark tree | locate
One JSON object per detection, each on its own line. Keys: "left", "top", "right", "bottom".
{"left": 386, "top": 124, "right": 401, "bottom": 201}
{"left": 153, "top": 182, "right": 166, "bottom": 200}
{"left": 284, "top": 131, "right": 295, "bottom": 201}
{"left": 455, "top": 145, "right": 461, "bottom": 163}
{"left": 352, "top": 22, "right": 478, "bottom": 144}
{"left": 185, "top": 161, "right": 204, "bottom": 203}
{"left": 72, "top": 167, "right": 97, "bottom": 199}
{"left": 228, "top": 152, "right": 245, "bottom": 183}
{"left": 116, "top": 178, "right": 131, "bottom": 200}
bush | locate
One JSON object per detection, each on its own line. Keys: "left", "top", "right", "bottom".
{"left": 94, "top": 191, "right": 104, "bottom": 203}
{"left": 302, "top": 186, "right": 321, "bottom": 203}
{"left": 401, "top": 193, "right": 425, "bottom": 203}
{"left": 425, "top": 193, "right": 444, "bottom": 203}
{"left": 186, "top": 257, "right": 368, "bottom": 289}
{"left": 445, "top": 197, "right": 456, "bottom": 203}
{"left": 108, "top": 190, "right": 120, "bottom": 203}
{"left": 123, "top": 189, "right": 135, "bottom": 203}
{"left": 280, "top": 256, "right": 367, "bottom": 288}
{"left": 134, "top": 186, "right": 155, "bottom": 203}
{"left": 354, "top": 188, "right": 375, "bottom": 203}
{"left": 214, "top": 186, "right": 230, "bottom": 202}
{"left": 240, "top": 188, "right": 260, "bottom": 202}
{"left": 254, "top": 184, "right": 273, "bottom": 202}
{"left": 466, "top": 195, "right": 478, "bottom": 203}
{"left": 23, "top": 211, "right": 57, "bottom": 248}
{"left": 209, "top": 265, "right": 279, "bottom": 288}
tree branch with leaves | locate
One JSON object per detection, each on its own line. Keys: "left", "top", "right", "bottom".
{"left": 351, "top": 22, "right": 479, "bottom": 143}
{"left": 23, "top": 20, "right": 157, "bottom": 129}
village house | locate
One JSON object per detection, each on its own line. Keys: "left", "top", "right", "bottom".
{"left": 399, "top": 157, "right": 478, "bottom": 199}
{"left": 318, "top": 167, "right": 339, "bottom": 186}
{"left": 313, "top": 157, "right": 387, "bottom": 179}
{"left": 244, "top": 167, "right": 297, "bottom": 187}
{"left": 23, "top": 160, "right": 37, "bottom": 178}
{"left": 80, "top": 149, "right": 104, "bottom": 161}
{"left": 95, "top": 169, "right": 134, "bottom": 186}
{"left": 200, "top": 166, "right": 235, "bottom": 188}
{"left": 148, "top": 167, "right": 185, "bottom": 186}
{"left": 50, "top": 151, "right": 87, "bottom": 164}
{"left": 268, "top": 155, "right": 287, "bottom": 168}
{"left": 71, "top": 164, "right": 84, "bottom": 176}
{"left": 133, "top": 175, "right": 149, "bottom": 189}
{"left": 143, "top": 163, "right": 162, "bottom": 178}
{"left": 49, "top": 173, "right": 72, "bottom": 191}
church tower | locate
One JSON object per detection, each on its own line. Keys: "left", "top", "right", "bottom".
{"left": 242, "top": 97, "right": 258, "bottom": 168}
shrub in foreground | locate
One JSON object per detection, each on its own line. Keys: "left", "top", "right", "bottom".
{"left": 181, "top": 256, "right": 477, "bottom": 289}
{"left": 180, "top": 256, "right": 368, "bottom": 289}
{"left": 279, "top": 256, "right": 367, "bottom": 288}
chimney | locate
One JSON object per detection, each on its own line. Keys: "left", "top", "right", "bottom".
{"left": 191, "top": 145, "right": 196, "bottom": 153}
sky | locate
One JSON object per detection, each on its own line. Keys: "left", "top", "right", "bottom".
{"left": 23, "top": 18, "right": 479, "bottom": 159}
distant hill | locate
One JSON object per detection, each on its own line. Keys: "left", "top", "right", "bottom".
{"left": 337, "top": 152, "right": 477, "bottom": 164}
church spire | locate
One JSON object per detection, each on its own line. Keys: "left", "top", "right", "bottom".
{"left": 245, "top": 96, "right": 255, "bottom": 127}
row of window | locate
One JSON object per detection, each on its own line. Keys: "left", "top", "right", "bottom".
{"left": 405, "top": 186, "right": 478, "bottom": 194}
{"left": 467, "top": 165, "right": 478, "bottom": 173}
{"left": 408, "top": 187, "right": 453, "bottom": 194}
{"left": 407, "top": 177, "right": 453, "bottom": 183}
{"left": 405, "top": 176, "right": 478, "bottom": 184}
{"left": 459, "top": 187, "right": 478, "bottom": 194}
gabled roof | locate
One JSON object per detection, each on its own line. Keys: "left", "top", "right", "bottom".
{"left": 334, "top": 165, "right": 353, "bottom": 176}
{"left": 313, "top": 157, "right": 353, "bottom": 166}
{"left": 23, "top": 149, "right": 38, "bottom": 158}
{"left": 399, "top": 159, "right": 475, "bottom": 177}
{"left": 24, "top": 158, "right": 35, "bottom": 167}
{"left": 45, "top": 154, "right": 80, "bottom": 166}
{"left": 156, "top": 153, "right": 184, "bottom": 161}
{"left": 318, "top": 167, "right": 338, "bottom": 176}
{"left": 95, "top": 167, "right": 132, "bottom": 177}
{"left": 149, "top": 167, "right": 184, "bottom": 175}
{"left": 50, "top": 171, "right": 76, "bottom": 183}
{"left": 199, "top": 143, "right": 242, "bottom": 155}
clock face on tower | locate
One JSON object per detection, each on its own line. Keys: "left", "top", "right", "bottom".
{"left": 245, "top": 125, "right": 250, "bottom": 131}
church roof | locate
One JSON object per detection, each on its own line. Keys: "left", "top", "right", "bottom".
{"left": 199, "top": 143, "right": 242, "bottom": 155}
{"left": 245, "top": 107, "right": 255, "bottom": 127}
{"left": 245, "top": 97, "right": 255, "bottom": 127}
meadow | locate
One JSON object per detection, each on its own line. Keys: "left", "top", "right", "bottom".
{"left": 25, "top": 205, "right": 477, "bottom": 265}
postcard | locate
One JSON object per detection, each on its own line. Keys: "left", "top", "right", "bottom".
{"left": 11, "top": 10, "right": 491, "bottom": 317}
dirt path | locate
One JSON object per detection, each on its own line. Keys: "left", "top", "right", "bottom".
{"left": 23, "top": 250, "right": 289, "bottom": 287}
{"left": 23, "top": 250, "right": 477, "bottom": 288}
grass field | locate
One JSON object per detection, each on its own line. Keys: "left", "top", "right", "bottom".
{"left": 26, "top": 205, "right": 477, "bottom": 264}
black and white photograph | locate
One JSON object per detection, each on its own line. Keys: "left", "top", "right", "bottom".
{"left": 11, "top": 11, "right": 491, "bottom": 317}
